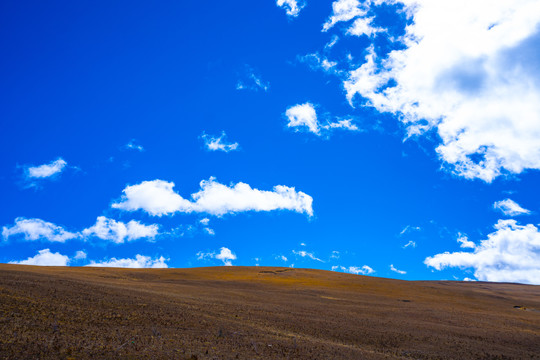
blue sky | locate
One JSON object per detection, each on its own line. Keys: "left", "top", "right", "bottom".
{"left": 2, "top": 0, "right": 540, "bottom": 284}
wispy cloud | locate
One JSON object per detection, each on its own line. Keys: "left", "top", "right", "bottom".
{"left": 292, "top": 250, "right": 323, "bottom": 262}
{"left": 493, "top": 199, "right": 531, "bottom": 217}
{"left": 298, "top": 53, "right": 340, "bottom": 75}
{"left": 74, "top": 250, "right": 87, "bottom": 260}
{"left": 236, "top": 66, "right": 269, "bottom": 92}
{"left": 390, "top": 264, "right": 406, "bottom": 275}
{"left": 399, "top": 225, "right": 421, "bottom": 236}
{"left": 124, "top": 139, "right": 145, "bottom": 152}
{"left": 402, "top": 240, "right": 416, "bottom": 249}
{"left": 112, "top": 177, "right": 313, "bottom": 217}
{"left": 276, "top": 255, "right": 288, "bottom": 262}
{"left": 201, "top": 131, "right": 239, "bottom": 152}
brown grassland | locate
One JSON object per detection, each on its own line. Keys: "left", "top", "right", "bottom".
{"left": 0, "top": 264, "right": 539, "bottom": 359}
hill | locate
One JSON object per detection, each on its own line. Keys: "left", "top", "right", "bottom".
{"left": 1, "top": 264, "right": 539, "bottom": 359}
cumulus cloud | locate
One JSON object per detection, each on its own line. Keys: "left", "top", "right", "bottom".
{"left": 197, "top": 247, "right": 236, "bottom": 266}
{"left": 493, "top": 199, "right": 531, "bottom": 216}
{"left": 292, "top": 250, "right": 323, "bottom": 262}
{"left": 390, "top": 264, "right": 406, "bottom": 274}
{"left": 82, "top": 216, "right": 159, "bottom": 244}
{"left": 215, "top": 247, "right": 236, "bottom": 266}
{"left": 285, "top": 103, "right": 359, "bottom": 136}
{"left": 2, "top": 218, "right": 79, "bottom": 242}
{"left": 425, "top": 219, "right": 540, "bottom": 284}
{"left": 332, "top": 265, "right": 374, "bottom": 275}
{"left": 457, "top": 234, "right": 476, "bottom": 249}
{"left": 9, "top": 248, "right": 70, "bottom": 266}
{"left": 201, "top": 132, "right": 239, "bottom": 152}
{"left": 112, "top": 177, "right": 313, "bottom": 217}
{"left": 25, "top": 158, "right": 67, "bottom": 179}
{"left": 286, "top": 103, "right": 320, "bottom": 134}
{"left": 323, "top": 0, "right": 383, "bottom": 37}
{"left": 87, "top": 255, "right": 168, "bottom": 268}
{"left": 338, "top": 0, "right": 540, "bottom": 181}
{"left": 112, "top": 180, "right": 192, "bottom": 216}
{"left": 276, "top": 0, "right": 305, "bottom": 18}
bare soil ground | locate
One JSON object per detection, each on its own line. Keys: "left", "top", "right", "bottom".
{"left": 0, "top": 264, "right": 539, "bottom": 359}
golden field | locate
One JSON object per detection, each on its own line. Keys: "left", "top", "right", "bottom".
{"left": 1, "top": 264, "right": 539, "bottom": 359}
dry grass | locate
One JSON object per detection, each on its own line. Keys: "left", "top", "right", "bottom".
{"left": 1, "top": 264, "right": 539, "bottom": 359}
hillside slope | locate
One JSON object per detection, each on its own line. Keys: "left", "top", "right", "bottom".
{"left": 1, "top": 265, "right": 539, "bottom": 359}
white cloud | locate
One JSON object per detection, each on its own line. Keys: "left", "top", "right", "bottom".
{"left": 276, "top": 0, "right": 305, "bottom": 18}
{"left": 403, "top": 240, "right": 416, "bottom": 248}
{"left": 124, "top": 139, "right": 144, "bottom": 152}
{"left": 215, "top": 247, "right": 237, "bottom": 266}
{"left": 25, "top": 158, "right": 67, "bottom": 179}
{"left": 457, "top": 234, "right": 476, "bottom": 249}
{"left": 74, "top": 250, "right": 87, "bottom": 260}
{"left": 112, "top": 177, "right": 313, "bottom": 217}
{"left": 82, "top": 216, "right": 159, "bottom": 244}
{"left": 198, "top": 218, "right": 215, "bottom": 235}
{"left": 292, "top": 250, "right": 323, "bottom": 262}
{"left": 493, "top": 199, "right": 531, "bottom": 216}
{"left": 323, "top": 119, "right": 359, "bottom": 131}
{"left": 325, "top": 35, "right": 339, "bottom": 49}
{"left": 323, "top": 0, "right": 365, "bottom": 31}
{"left": 2, "top": 217, "right": 79, "bottom": 242}
{"left": 236, "top": 68, "right": 269, "bottom": 92}
{"left": 299, "top": 53, "right": 340, "bottom": 74}
{"left": 286, "top": 103, "right": 320, "bottom": 134}
{"left": 276, "top": 255, "right": 288, "bottom": 262}
{"left": 340, "top": 0, "right": 540, "bottom": 181}
{"left": 112, "top": 180, "right": 193, "bottom": 216}
{"left": 399, "top": 225, "right": 421, "bottom": 236}
{"left": 425, "top": 219, "right": 540, "bottom": 285}
{"left": 333, "top": 265, "right": 375, "bottom": 275}
{"left": 330, "top": 250, "right": 340, "bottom": 259}
{"left": 197, "top": 247, "right": 236, "bottom": 266}
{"left": 87, "top": 254, "right": 168, "bottom": 268}
{"left": 285, "top": 103, "right": 360, "bottom": 135}
{"left": 201, "top": 132, "right": 239, "bottom": 152}
{"left": 9, "top": 248, "right": 70, "bottom": 266}
{"left": 390, "top": 264, "right": 406, "bottom": 274}
{"left": 347, "top": 16, "right": 383, "bottom": 37}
